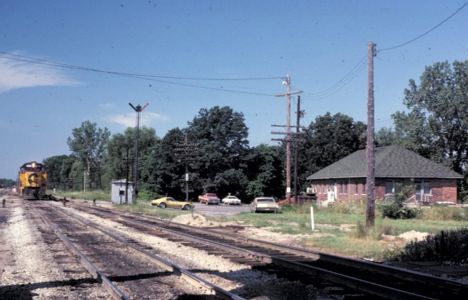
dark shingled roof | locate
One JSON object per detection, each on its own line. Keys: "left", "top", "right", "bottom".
{"left": 307, "top": 145, "right": 463, "bottom": 180}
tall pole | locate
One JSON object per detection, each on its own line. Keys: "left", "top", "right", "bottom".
{"left": 175, "top": 133, "right": 198, "bottom": 202}
{"left": 125, "top": 146, "right": 129, "bottom": 204}
{"left": 294, "top": 95, "right": 301, "bottom": 204}
{"left": 285, "top": 75, "right": 292, "bottom": 204}
{"left": 129, "top": 102, "right": 149, "bottom": 203}
{"left": 135, "top": 110, "right": 140, "bottom": 198}
{"left": 184, "top": 134, "right": 189, "bottom": 201}
{"left": 366, "top": 42, "right": 376, "bottom": 227}
{"left": 273, "top": 77, "right": 301, "bottom": 204}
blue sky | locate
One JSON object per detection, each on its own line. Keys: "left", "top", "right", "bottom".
{"left": 1, "top": 0, "right": 467, "bottom": 179}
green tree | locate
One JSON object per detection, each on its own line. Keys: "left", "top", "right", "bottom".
{"left": 68, "top": 160, "right": 84, "bottom": 190}
{"left": 67, "top": 121, "right": 110, "bottom": 189}
{"left": 0, "top": 178, "right": 16, "bottom": 188}
{"left": 298, "top": 112, "right": 366, "bottom": 190}
{"left": 376, "top": 127, "right": 396, "bottom": 146}
{"left": 392, "top": 60, "right": 468, "bottom": 199}
{"left": 43, "top": 155, "right": 77, "bottom": 190}
{"left": 103, "top": 127, "right": 159, "bottom": 191}
{"left": 141, "top": 128, "right": 184, "bottom": 198}
{"left": 187, "top": 106, "right": 249, "bottom": 197}
{"left": 245, "top": 144, "right": 284, "bottom": 199}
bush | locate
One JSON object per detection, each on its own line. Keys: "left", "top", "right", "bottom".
{"left": 381, "top": 201, "right": 420, "bottom": 219}
{"left": 137, "top": 189, "right": 160, "bottom": 201}
{"left": 381, "top": 183, "right": 420, "bottom": 219}
{"left": 394, "top": 229, "right": 468, "bottom": 264}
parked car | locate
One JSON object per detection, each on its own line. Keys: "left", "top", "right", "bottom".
{"left": 151, "top": 197, "right": 192, "bottom": 210}
{"left": 222, "top": 195, "right": 241, "bottom": 205}
{"left": 250, "top": 197, "right": 280, "bottom": 213}
{"left": 198, "top": 193, "right": 220, "bottom": 205}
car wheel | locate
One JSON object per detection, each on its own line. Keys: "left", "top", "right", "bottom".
{"left": 182, "top": 204, "right": 192, "bottom": 210}
{"left": 159, "top": 203, "right": 167, "bottom": 209}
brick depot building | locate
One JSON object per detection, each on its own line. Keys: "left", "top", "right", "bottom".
{"left": 307, "top": 145, "right": 463, "bottom": 204}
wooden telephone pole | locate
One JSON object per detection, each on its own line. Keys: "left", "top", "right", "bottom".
{"left": 272, "top": 75, "right": 302, "bottom": 204}
{"left": 293, "top": 95, "right": 304, "bottom": 203}
{"left": 366, "top": 42, "right": 376, "bottom": 227}
{"left": 175, "top": 133, "right": 199, "bottom": 201}
{"left": 285, "top": 75, "right": 292, "bottom": 203}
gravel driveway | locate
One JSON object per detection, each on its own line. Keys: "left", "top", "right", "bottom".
{"left": 191, "top": 203, "right": 251, "bottom": 216}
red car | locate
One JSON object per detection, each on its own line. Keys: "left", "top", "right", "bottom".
{"left": 198, "top": 193, "right": 220, "bottom": 205}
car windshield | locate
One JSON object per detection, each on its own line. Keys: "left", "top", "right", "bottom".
{"left": 166, "top": 197, "right": 174, "bottom": 201}
{"left": 257, "top": 198, "right": 274, "bottom": 202}
{"left": 207, "top": 193, "right": 217, "bottom": 197}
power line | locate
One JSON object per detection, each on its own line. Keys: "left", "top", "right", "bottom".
{"left": 379, "top": 1, "right": 468, "bottom": 52}
{"left": 0, "top": 51, "right": 282, "bottom": 81}
{"left": 131, "top": 75, "right": 278, "bottom": 97}
{"left": 0, "top": 52, "right": 278, "bottom": 96}
{"left": 303, "top": 55, "right": 367, "bottom": 100}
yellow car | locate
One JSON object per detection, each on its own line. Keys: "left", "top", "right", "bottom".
{"left": 151, "top": 197, "right": 193, "bottom": 210}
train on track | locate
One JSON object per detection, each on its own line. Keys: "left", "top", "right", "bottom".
{"left": 17, "top": 161, "right": 48, "bottom": 200}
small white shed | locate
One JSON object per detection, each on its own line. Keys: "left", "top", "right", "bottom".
{"left": 111, "top": 179, "right": 134, "bottom": 205}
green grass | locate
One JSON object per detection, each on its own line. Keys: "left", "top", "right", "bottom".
{"left": 419, "top": 206, "right": 468, "bottom": 221}
{"left": 307, "top": 232, "right": 397, "bottom": 260}
{"left": 214, "top": 204, "right": 468, "bottom": 259}
{"left": 54, "top": 189, "right": 111, "bottom": 201}
{"left": 115, "top": 200, "right": 192, "bottom": 219}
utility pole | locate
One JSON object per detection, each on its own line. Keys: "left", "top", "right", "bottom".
{"left": 175, "top": 133, "right": 199, "bottom": 201}
{"left": 293, "top": 95, "right": 303, "bottom": 204}
{"left": 285, "top": 75, "right": 292, "bottom": 204}
{"left": 125, "top": 146, "right": 129, "bottom": 204}
{"left": 184, "top": 134, "right": 189, "bottom": 201}
{"left": 129, "top": 102, "right": 149, "bottom": 202}
{"left": 366, "top": 42, "right": 376, "bottom": 227}
{"left": 273, "top": 75, "right": 302, "bottom": 204}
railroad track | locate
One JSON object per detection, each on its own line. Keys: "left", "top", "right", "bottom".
{"left": 63, "top": 200, "right": 468, "bottom": 300}
{"left": 28, "top": 202, "right": 245, "bottom": 300}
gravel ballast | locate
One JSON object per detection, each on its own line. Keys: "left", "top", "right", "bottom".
{"left": 0, "top": 198, "right": 109, "bottom": 299}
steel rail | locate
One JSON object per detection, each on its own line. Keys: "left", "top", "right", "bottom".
{"left": 68, "top": 203, "right": 447, "bottom": 299}
{"left": 81, "top": 203, "right": 468, "bottom": 296}
{"left": 28, "top": 207, "right": 129, "bottom": 300}
{"left": 119, "top": 205, "right": 468, "bottom": 296}
{"left": 237, "top": 235, "right": 468, "bottom": 296}
{"left": 49, "top": 204, "right": 245, "bottom": 300}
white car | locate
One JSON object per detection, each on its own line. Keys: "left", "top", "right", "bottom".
{"left": 222, "top": 195, "right": 241, "bottom": 205}
{"left": 250, "top": 197, "right": 280, "bottom": 213}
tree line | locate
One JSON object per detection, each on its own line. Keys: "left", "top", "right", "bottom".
{"left": 43, "top": 107, "right": 367, "bottom": 201}
{"left": 42, "top": 60, "right": 468, "bottom": 201}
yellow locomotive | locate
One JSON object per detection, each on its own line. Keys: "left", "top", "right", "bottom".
{"left": 17, "top": 161, "right": 48, "bottom": 200}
